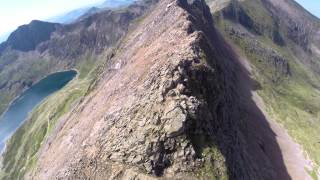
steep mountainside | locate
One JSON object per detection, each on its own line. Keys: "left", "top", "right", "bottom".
{"left": 29, "top": 0, "right": 270, "bottom": 178}
{"left": 0, "top": 20, "right": 59, "bottom": 53}
{"left": 0, "top": 1, "right": 158, "bottom": 178}
{"left": 0, "top": 0, "right": 320, "bottom": 179}
{"left": 0, "top": 0, "right": 153, "bottom": 115}
{"left": 206, "top": 0, "right": 320, "bottom": 178}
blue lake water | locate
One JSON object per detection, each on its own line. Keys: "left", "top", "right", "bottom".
{"left": 0, "top": 70, "right": 77, "bottom": 152}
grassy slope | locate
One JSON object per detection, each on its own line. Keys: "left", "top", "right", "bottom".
{"left": 208, "top": 0, "right": 320, "bottom": 177}
{"left": 197, "top": 146, "right": 228, "bottom": 180}
{"left": 0, "top": 54, "right": 100, "bottom": 179}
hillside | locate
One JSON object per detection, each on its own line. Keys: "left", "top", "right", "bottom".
{"left": 0, "top": 20, "right": 59, "bottom": 53}
{"left": 0, "top": 0, "right": 153, "bottom": 116}
{"left": 0, "top": 0, "right": 320, "bottom": 179}
{"left": 206, "top": 0, "right": 320, "bottom": 178}
{"left": 0, "top": 1, "right": 158, "bottom": 178}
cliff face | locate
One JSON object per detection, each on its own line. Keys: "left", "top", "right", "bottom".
{"left": 27, "top": 0, "right": 301, "bottom": 179}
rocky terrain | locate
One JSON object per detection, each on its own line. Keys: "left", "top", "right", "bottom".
{"left": 0, "top": 0, "right": 320, "bottom": 179}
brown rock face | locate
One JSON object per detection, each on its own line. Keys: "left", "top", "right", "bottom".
{"left": 29, "top": 0, "right": 297, "bottom": 179}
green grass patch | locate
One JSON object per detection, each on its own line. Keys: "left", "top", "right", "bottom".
{"left": 197, "top": 147, "right": 228, "bottom": 180}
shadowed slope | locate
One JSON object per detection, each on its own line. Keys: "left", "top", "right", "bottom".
{"left": 207, "top": 0, "right": 320, "bottom": 178}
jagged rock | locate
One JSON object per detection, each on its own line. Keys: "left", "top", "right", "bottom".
{"left": 1, "top": 0, "right": 319, "bottom": 179}
{"left": 21, "top": 0, "right": 254, "bottom": 179}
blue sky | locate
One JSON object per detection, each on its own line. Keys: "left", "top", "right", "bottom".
{"left": 0, "top": 0, "right": 104, "bottom": 37}
{"left": 0, "top": 0, "right": 319, "bottom": 42}
{"left": 295, "top": 0, "right": 320, "bottom": 17}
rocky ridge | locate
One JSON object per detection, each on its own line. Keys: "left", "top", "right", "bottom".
{"left": 29, "top": 0, "right": 300, "bottom": 179}
{"left": 0, "top": 0, "right": 319, "bottom": 179}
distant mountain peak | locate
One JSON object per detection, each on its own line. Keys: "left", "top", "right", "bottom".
{"left": 1, "top": 20, "right": 60, "bottom": 53}
{"left": 101, "top": 0, "right": 134, "bottom": 8}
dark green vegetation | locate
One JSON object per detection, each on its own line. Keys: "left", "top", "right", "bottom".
{"left": 206, "top": 0, "right": 320, "bottom": 177}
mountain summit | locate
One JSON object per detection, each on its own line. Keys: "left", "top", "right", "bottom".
{"left": 0, "top": 20, "right": 59, "bottom": 53}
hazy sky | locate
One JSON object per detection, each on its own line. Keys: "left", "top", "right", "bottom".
{"left": 0, "top": 0, "right": 319, "bottom": 40}
{"left": 0, "top": 0, "right": 104, "bottom": 36}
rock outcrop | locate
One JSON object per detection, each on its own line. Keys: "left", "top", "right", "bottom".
{"left": 0, "top": 0, "right": 319, "bottom": 179}
{"left": 29, "top": 0, "right": 295, "bottom": 179}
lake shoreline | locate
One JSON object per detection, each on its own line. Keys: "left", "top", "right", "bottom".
{"left": 0, "top": 69, "right": 78, "bottom": 156}
{"left": 0, "top": 69, "right": 79, "bottom": 121}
